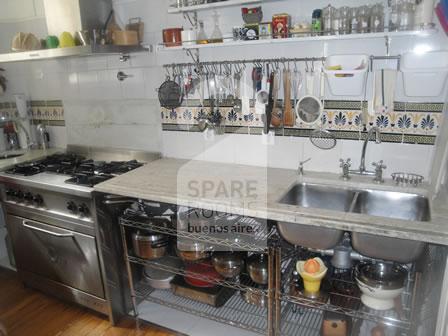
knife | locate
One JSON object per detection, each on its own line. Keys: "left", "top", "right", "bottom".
{"left": 263, "top": 72, "right": 275, "bottom": 135}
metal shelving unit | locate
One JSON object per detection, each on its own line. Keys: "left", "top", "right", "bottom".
{"left": 274, "top": 247, "right": 419, "bottom": 335}
{"left": 119, "top": 212, "right": 276, "bottom": 335}
{"left": 135, "top": 283, "right": 269, "bottom": 335}
{"left": 118, "top": 211, "right": 422, "bottom": 336}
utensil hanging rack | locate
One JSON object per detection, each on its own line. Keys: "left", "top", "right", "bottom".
{"left": 163, "top": 55, "right": 401, "bottom": 76}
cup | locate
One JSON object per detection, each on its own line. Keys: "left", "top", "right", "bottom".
{"left": 181, "top": 29, "right": 197, "bottom": 46}
{"left": 46, "top": 35, "right": 59, "bottom": 49}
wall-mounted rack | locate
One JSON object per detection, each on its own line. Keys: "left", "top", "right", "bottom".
{"left": 162, "top": 55, "right": 401, "bottom": 73}
{"left": 167, "top": 0, "right": 278, "bottom": 14}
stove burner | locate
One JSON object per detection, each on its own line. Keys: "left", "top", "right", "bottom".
{"left": 5, "top": 153, "right": 144, "bottom": 186}
{"left": 65, "top": 174, "right": 114, "bottom": 188}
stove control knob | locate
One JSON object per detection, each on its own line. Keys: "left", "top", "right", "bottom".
{"left": 5, "top": 189, "right": 14, "bottom": 197}
{"left": 67, "top": 201, "right": 77, "bottom": 213}
{"left": 33, "top": 195, "right": 44, "bottom": 206}
{"left": 24, "top": 192, "right": 33, "bottom": 202}
{"left": 78, "top": 203, "right": 90, "bottom": 217}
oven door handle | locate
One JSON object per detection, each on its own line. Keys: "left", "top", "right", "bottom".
{"left": 23, "top": 221, "right": 74, "bottom": 238}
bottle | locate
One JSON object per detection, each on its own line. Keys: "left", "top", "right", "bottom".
{"left": 196, "top": 21, "right": 208, "bottom": 44}
{"left": 350, "top": 7, "right": 359, "bottom": 33}
{"left": 357, "top": 5, "right": 370, "bottom": 33}
{"left": 370, "top": 4, "right": 385, "bottom": 33}
{"left": 389, "top": 0, "right": 400, "bottom": 32}
{"left": 339, "top": 7, "right": 351, "bottom": 34}
{"left": 312, "top": 9, "right": 322, "bottom": 36}
{"left": 209, "top": 11, "right": 223, "bottom": 43}
{"left": 322, "top": 5, "right": 335, "bottom": 35}
{"left": 332, "top": 8, "right": 341, "bottom": 35}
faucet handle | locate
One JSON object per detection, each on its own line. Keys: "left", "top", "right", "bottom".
{"left": 339, "top": 158, "right": 351, "bottom": 168}
{"left": 298, "top": 158, "right": 311, "bottom": 176}
{"left": 339, "top": 158, "right": 351, "bottom": 181}
{"left": 372, "top": 160, "right": 387, "bottom": 183}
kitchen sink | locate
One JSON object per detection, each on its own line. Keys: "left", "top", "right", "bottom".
{"left": 277, "top": 183, "right": 430, "bottom": 261}
{"left": 351, "top": 189, "right": 431, "bottom": 222}
{"left": 0, "top": 153, "right": 24, "bottom": 160}
{"left": 278, "top": 183, "right": 357, "bottom": 212}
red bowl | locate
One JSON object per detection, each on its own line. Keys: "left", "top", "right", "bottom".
{"left": 184, "top": 261, "right": 223, "bottom": 288}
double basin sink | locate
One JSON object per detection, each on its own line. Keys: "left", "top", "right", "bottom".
{"left": 277, "top": 183, "right": 430, "bottom": 263}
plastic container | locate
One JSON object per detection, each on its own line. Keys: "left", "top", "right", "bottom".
{"left": 324, "top": 54, "right": 369, "bottom": 96}
{"left": 401, "top": 50, "right": 448, "bottom": 97}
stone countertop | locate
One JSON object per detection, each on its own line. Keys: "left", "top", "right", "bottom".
{"left": 94, "top": 158, "right": 448, "bottom": 246}
{"left": 0, "top": 148, "right": 63, "bottom": 170}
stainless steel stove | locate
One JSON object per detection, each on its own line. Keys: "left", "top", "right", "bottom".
{"left": 0, "top": 146, "right": 160, "bottom": 317}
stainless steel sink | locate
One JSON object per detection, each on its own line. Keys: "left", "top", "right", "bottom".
{"left": 351, "top": 189, "right": 431, "bottom": 222}
{"left": 277, "top": 183, "right": 430, "bottom": 261}
{"left": 0, "top": 153, "right": 24, "bottom": 160}
{"left": 278, "top": 183, "right": 357, "bottom": 212}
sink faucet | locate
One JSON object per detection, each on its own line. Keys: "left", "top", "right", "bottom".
{"left": 351, "top": 127, "right": 382, "bottom": 176}
{"left": 298, "top": 158, "right": 311, "bottom": 176}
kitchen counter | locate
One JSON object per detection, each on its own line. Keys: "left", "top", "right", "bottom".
{"left": 94, "top": 158, "right": 448, "bottom": 246}
{"left": 0, "top": 148, "right": 62, "bottom": 170}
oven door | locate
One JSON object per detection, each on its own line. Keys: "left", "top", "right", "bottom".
{"left": 6, "top": 214, "right": 104, "bottom": 298}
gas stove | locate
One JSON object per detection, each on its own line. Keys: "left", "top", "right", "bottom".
{"left": 5, "top": 153, "right": 144, "bottom": 187}
{"left": 0, "top": 147, "right": 160, "bottom": 316}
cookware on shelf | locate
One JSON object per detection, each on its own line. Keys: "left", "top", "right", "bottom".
{"left": 132, "top": 230, "right": 169, "bottom": 260}
{"left": 176, "top": 239, "right": 210, "bottom": 262}
{"left": 246, "top": 253, "right": 269, "bottom": 285}
{"left": 355, "top": 262, "right": 408, "bottom": 310}
{"left": 240, "top": 285, "right": 268, "bottom": 308}
{"left": 184, "top": 261, "right": 223, "bottom": 288}
{"left": 212, "top": 251, "right": 245, "bottom": 278}
{"left": 143, "top": 256, "right": 183, "bottom": 289}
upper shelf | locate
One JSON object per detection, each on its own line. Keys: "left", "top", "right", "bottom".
{"left": 167, "top": 0, "right": 277, "bottom": 13}
{"left": 0, "top": 44, "right": 150, "bottom": 64}
{"left": 157, "top": 28, "right": 438, "bottom": 51}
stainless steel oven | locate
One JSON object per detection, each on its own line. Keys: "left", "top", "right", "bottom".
{"left": 7, "top": 215, "right": 104, "bottom": 298}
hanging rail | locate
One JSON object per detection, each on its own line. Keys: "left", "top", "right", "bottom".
{"left": 162, "top": 55, "right": 401, "bottom": 71}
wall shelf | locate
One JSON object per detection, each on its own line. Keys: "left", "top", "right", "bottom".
{"left": 157, "top": 28, "right": 438, "bottom": 52}
{"left": 168, "top": 0, "right": 278, "bottom": 14}
{"left": 0, "top": 44, "right": 150, "bottom": 64}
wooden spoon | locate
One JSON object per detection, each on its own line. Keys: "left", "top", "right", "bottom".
{"left": 283, "top": 69, "right": 295, "bottom": 126}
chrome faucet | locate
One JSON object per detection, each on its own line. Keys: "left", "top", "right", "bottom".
{"left": 298, "top": 158, "right": 311, "bottom": 176}
{"left": 351, "top": 127, "right": 382, "bottom": 176}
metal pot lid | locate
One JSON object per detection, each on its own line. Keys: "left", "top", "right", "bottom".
{"left": 144, "top": 257, "right": 183, "bottom": 280}
{"left": 356, "top": 262, "right": 407, "bottom": 289}
{"left": 132, "top": 230, "right": 167, "bottom": 243}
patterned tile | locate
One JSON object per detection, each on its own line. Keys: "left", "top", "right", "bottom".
{"left": 163, "top": 99, "right": 444, "bottom": 145}
{"left": 1, "top": 99, "right": 65, "bottom": 122}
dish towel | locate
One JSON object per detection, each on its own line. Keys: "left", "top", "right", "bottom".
{"left": 372, "top": 69, "right": 397, "bottom": 114}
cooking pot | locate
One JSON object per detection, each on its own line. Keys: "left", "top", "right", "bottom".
{"left": 132, "top": 230, "right": 168, "bottom": 260}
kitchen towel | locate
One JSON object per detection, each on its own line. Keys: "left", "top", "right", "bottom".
{"left": 372, "top": 69, "right": 397, "bottom": 114}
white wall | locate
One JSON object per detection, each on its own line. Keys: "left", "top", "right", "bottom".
{"left": 0, "top": 0, "right": 446, "bottom": 180}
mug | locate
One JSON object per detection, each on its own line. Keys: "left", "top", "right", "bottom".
{"left": 46, "top": 35, "right": 59, "bottom": 49}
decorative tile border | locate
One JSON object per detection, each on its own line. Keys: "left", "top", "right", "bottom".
{"left": 0, "top": 100, "right": 65, "bottom": 124}
{"left": 161, "top": 99, "right": 444, "bottom": 145}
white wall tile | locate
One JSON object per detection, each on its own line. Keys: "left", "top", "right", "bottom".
{"left": 120, "top": 68, "right": 146, "bottom": 99}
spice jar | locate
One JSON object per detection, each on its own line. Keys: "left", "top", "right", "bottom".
{"left": 399, "top": 0, "right": 415, "bottom": 31}
{"left": 339, "top": 7, "right": 351, "bottom": 34}
{"left": 322, "top": 4, "right": 335, "bottom": 35}
{"left": 357, "top": 5, "right": 370, "bottom": 33}
{"left": 350, "top": 7, "right": 359, "bottom": 33}
{"left": 370, "top": 4, "right": 385, "bottom": 32}
{"left": 389, "top": 0, "right": 401, "bottom": 32}
{"left": 332, "top": 8, "right": 341, "bottom": 35}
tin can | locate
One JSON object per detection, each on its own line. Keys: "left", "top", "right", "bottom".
{"left": 242, "top": 24, "right": 259, "bottom": 41}
{"left": 258, "top": 22, "right": 272, "bottom": 39}
{"left": 272, "top": 14, "right": 289, "bottom": 38}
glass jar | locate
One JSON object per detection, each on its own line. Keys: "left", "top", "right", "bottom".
{"left": 209, "top": 11, "right": 223, "bottom": 43}
{"left": 399, "top": 0, "right": 415, "bottom": 31}
{"left": 196, "top": 21, "right": 208, "bottom": 44}
{"left": 332, "top": 8, "right": 341, "bottom": 35}
{"left": 339, "top": 7, "right": 351, "bottom": 35}
{"left": 350, "top": 7, "right": 359, "bottom": 34}
{"left": 370, "top": 4, "right": 385, "bottom": 32}
{"left": 389, "top": 0, "right": 400, "bottom": 32}
{"left": 357, "top": 5, "right": 370, "bottom": 33}
{"left": 322, "top": 4, "right": 335, "bottom": 35}
{"left": 312, "top": 9, "right": 322, "bottom": 36}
